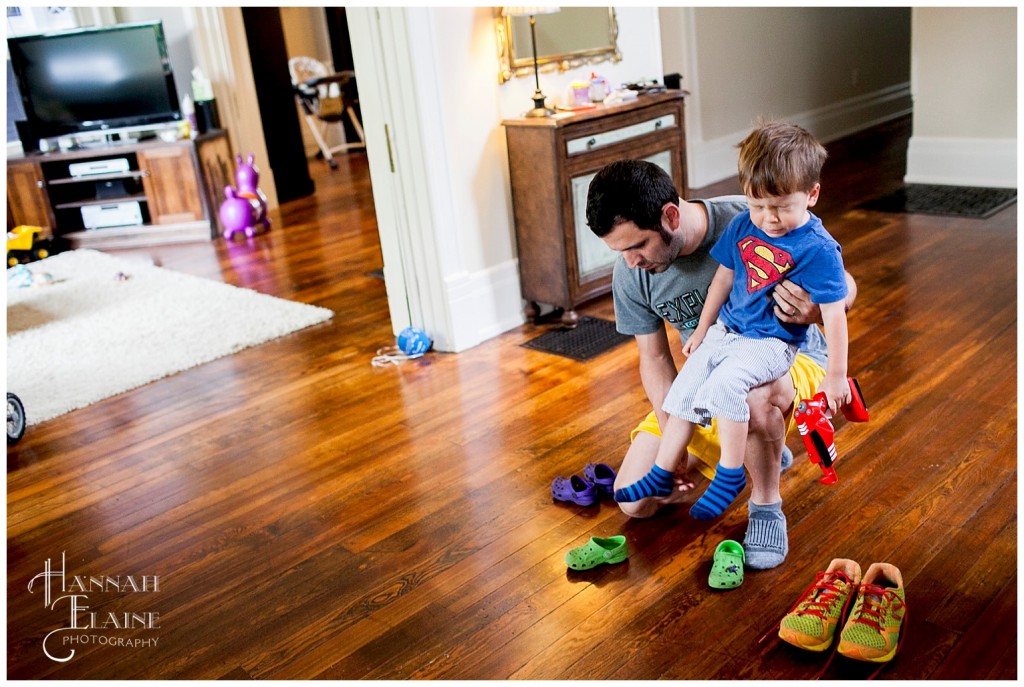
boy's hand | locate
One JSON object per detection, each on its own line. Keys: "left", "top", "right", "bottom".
{"left": 819, "top": 376, "right": 852, "bottom": 415}
{"left": 682, "top": 330, "right": 705, "bottom": 357}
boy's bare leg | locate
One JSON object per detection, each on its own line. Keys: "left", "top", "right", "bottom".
{"left": 614, "top": 431, "right": 701, "bottom": 519}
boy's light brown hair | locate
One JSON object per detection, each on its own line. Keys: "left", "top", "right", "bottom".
{"left": 737, "top": 120, "right": 827, "bottom": 198}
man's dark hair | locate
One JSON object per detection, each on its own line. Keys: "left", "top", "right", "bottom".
{"left": 585, "top": 160, "right": 679, "bottom": 237}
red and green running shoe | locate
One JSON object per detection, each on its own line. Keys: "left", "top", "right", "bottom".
{"left": 837, "top": 562, "right": 907, "bottom": 663}
{"left": 778, "top": 558, "right": 862, "bottom": 652}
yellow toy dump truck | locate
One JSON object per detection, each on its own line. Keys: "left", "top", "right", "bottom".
{"left": 7, "top": 225, "right": 50, "bottom": 267}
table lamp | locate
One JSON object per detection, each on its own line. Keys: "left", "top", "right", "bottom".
{"left": 502, "top": 7, "right": 560, "bottom": 117}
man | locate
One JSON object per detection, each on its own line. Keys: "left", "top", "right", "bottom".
{"left": 585, "top": 159, "right": 856, "bottom": 569}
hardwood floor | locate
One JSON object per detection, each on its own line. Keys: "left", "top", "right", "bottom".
{"left": 7, "top": 117, "right": 1016, "bottom": 679}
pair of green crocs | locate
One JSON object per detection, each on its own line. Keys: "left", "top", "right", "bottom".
{"left": 564, "top": 535, "right": 628, "bottom": 570}
{"left": 709, "top": 540, "right": 744, "bottom": 589}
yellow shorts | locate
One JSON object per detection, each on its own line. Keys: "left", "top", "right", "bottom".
{"left": 630, "top": 353, "right": 826, "bottom": 481}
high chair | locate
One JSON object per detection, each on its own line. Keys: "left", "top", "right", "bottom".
{"left": 288, "top": 56, "right": 366, "bottom": 168}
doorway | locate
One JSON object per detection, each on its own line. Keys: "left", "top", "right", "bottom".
{"left": 254, "top": 7, "right": 384, "bottom": 274}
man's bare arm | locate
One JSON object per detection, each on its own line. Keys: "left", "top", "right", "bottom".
{"left": 636, "top": 328, "right": 677, "bottom": 430}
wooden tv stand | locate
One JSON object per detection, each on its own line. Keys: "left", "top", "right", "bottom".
{"left": 6, "top": 129, "right": 233, "bottom": 250}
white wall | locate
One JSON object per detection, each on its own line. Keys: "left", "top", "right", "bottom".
{"left": 906, "top": 7, "right": 1016, "bottom": 187}
{"left": 497, "top": 8, "right": 664, "bottom": 119}
{"left": 115, "top": 6, "right": 197, "bottom": 110}
{"left": 661, "top": 7, "right": 913, "bottom": 189}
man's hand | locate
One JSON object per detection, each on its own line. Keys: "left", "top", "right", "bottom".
{"left": 772, "top": 279, "right": 821, "bottom": 325}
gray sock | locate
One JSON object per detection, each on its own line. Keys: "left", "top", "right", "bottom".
{"left": 744, "top": 500, "right": 788, "bottom": 570}
{"left": 780, "top": 445, "right": 794, "bottom": 473}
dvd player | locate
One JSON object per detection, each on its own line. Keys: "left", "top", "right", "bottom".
{"left": 68, "top": 158, "right": 130, "bottom": 177}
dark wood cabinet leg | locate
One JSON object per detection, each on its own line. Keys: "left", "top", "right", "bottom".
{"left": 524, "top": 301, "right": 540, "bottom": 323}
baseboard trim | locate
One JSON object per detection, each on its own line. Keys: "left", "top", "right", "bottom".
{"left": 689, "top": 84, "right": 913, "bottom": 189}
{"left": 905, "top": 136, "right": 1017, "bottom": 188}
{"left": 444, "top": 259, "right": 525, "bottom": 352}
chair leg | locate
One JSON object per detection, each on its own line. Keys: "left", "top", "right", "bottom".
{"left": 304, "top": 113, "right": 337, "bottom": 167}
{"left": 346, "top": 106, "right": 367, "bottom": 147}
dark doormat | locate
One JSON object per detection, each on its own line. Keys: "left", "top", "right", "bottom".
{"left": 522, "top": 316, "right": 632, "bottom": 361}
{"left": 858, "top": 184, "right": 1016, "bottom": 218}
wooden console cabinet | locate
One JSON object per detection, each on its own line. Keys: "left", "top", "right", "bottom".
{"left": 6, "top": 129, "right": 233, "bottom": 250}
{"left": 503, "top": 90, "right": 688, "bottom": 327}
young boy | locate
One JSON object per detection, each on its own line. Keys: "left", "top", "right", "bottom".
{"left": 614, "top": 121, "right": 852, "bottom": 519}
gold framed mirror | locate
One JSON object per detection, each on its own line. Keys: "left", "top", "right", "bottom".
{"left": 496, "top": 7, "right": 621, "bottom": 84}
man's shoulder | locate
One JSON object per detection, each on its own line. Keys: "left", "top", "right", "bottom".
{"left": 692, "top": 196, "right": 748, "bottom": 239}
{"left": 701, "top": 195, "right": 748, "bottom": 213}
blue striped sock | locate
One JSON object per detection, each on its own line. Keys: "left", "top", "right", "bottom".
{"left": 689, "top": 464, "right": 747, "bottom": 520}
{"left": 614, "top": 464, "right": 675, "bottom": 503}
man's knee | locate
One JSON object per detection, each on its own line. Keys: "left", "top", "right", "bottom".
{"left": 618, "top": 499, "right": 659, "bottom": 519}
{"left": 747, "top": 377, "right": 794, "bottom": 441}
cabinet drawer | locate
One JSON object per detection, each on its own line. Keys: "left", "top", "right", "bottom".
{"left": 566, "top": 113, "right": 676, "bottom": 155}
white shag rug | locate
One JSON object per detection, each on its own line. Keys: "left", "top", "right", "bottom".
{"left": 7, "top": 249, "right": 334, "bottom": 425}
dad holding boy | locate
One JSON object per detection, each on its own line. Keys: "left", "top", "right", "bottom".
{"left": 585, "top": 159, "right": 856, "bottom": 569}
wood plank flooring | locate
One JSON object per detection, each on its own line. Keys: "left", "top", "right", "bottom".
{"left": 6, "top": 117, "right": 1017, "bottom": 679}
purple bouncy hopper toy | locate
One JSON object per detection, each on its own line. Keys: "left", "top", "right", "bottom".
{"left": 220, "top": 153, "right": 270, "bottom": 239}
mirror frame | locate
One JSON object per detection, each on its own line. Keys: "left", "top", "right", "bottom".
{"left": 496, "top": 8, "right": 621, "bottom": 84}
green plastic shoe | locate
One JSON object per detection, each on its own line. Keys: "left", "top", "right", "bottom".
{"left": 708, "top": 540, "right": 744, "bottom": 589}
{"left": 837, "top": 562, "right": 907, "bottom": 663}
{"left": 565, "top": 535, "right": 628, "bottom": 570}
{"left": 778, "top": 558, "right": 862, "bottom": 651}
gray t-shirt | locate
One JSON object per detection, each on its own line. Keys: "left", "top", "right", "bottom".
{"left": 612, "top": 195, "right": 829, "bottom": 367}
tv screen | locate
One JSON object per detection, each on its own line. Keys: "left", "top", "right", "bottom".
{"left": 8, "top": 21, "right": 181, "bottom": 140}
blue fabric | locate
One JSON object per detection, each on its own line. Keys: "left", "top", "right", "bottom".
{"left": 710, "top": 210, "right": 847, "bottom": 345}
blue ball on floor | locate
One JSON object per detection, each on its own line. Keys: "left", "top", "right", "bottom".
{"left": 397, "top": 327, "right": 432, "bottom": 356}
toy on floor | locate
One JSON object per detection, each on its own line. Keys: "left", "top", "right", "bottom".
{"left": 794, "top": 377, "right": 869, "bottom": 484}
{"left": 7, "top": 225, "right": 51, "bottom": 266}
{"left": 219, "top": 153, "right": 270, "bottom": 240}
{"left": 371, "top": 327, "right": 433, "bottom": 367}
{"left": 8, "top": 392, "right": 26, "bottom": 445}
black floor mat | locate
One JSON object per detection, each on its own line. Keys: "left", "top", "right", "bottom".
{"left": 858, "top": 184, "right": 1016, "bottom": 218}
{"left": 521, "top": 316, "right": 632, "bottom": 361}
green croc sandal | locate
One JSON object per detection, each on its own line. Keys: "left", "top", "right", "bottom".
{"left": 564, "top": 535, "right": 628, "bottom": 570}
{"left": 709, "top": 540, "right": 744, "bottom": 589}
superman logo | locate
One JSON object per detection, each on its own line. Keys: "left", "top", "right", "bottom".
{"left": 737, "top": 236, "right": 794, "bottom": 293}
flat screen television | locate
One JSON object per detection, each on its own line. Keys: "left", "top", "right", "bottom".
{"left": 8, "top": 21, "right": 181, "bottom": 141}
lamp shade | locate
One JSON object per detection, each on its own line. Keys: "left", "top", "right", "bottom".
{"left": 501, "top": 7, "right": 560, "bottom": 17}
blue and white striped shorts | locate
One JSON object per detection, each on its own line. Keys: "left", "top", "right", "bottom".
{"left": 663, "top": 321, "right": 798, "bottom": 425}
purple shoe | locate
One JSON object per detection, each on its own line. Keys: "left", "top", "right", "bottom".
{"left": 583, "top": 463, "right": 617, "bottom": 498}
{"left": 551, "top": 475, "right": 597, "bottom": 506}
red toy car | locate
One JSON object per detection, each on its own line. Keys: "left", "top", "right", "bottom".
{"left": 794, "top": 377, "right": 869, "bottom": 484}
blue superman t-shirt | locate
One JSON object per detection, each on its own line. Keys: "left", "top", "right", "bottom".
{"left": 710, "top": 209, "right": 847, "bottom": 345}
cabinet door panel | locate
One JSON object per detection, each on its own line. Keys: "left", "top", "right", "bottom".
{"left": 7, "top": 162, "right": 53, "bottom": 234}
{"left": 138, "top": 146, "right": 204, "bottom": 224}
{"left": 196, "top": 135, "right": 234, "bottom": 237}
